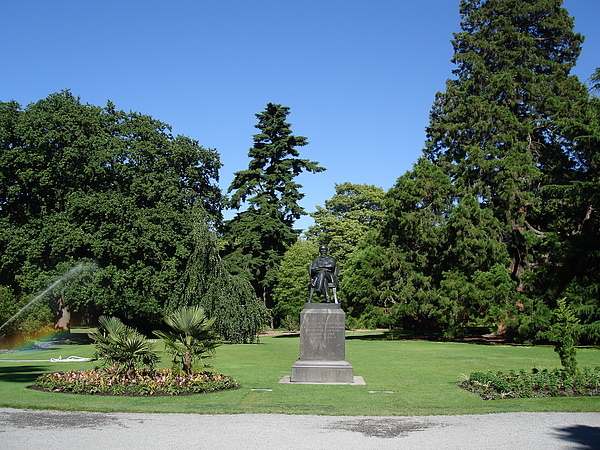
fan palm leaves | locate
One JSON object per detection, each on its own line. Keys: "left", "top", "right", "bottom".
{"left": 154, "top": 305, "right": 222, "bottom": 374}
{"left": 88, "top": 316, "right": 159, "bottom": 377}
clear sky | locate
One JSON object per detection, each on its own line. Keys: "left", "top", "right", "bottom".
{"left": 2, "top": 0, "right": 598, "bottom": 231}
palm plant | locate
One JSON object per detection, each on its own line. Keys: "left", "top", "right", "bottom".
{"left": 88, "top": 316, "right": 159, "bottom": 378}
{"left": 154, "top": 305, "right": 222, "bottom": 374}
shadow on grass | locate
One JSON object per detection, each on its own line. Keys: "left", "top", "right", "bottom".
{"left": 270, "top": 328, "right": 525, "bottom": 345}
{"left": 345, "top": 330, "right": 530, "bottom": 345}
{"left": 270, "top": 330, "right": 442, "bottom": 341}
{"left": 345, "top": 329, "right": 445, "bottom": 341}
{"left": 52, "top": 333, "right": 93, "bottom": 345}
{"left": 0, "top": 365, "right": 47, "bottom": 384}
{"left": 271, "top": 333, "right": 300, "bottom": 339}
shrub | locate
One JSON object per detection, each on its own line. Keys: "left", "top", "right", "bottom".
{"left": 88, "top": 316, "right": 159, "bottom": 377}
{"left": 458, "top": 367, "right": 600, "bottom": 399}
{"left": 154, "top": 305, "right": 222, "bottom": 374}
{"left": 538, "top": 297, "right": 581, "bottom": 374}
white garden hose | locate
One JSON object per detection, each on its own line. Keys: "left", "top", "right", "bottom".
{"left": 0, "top": 355, "right": 93, "bottom": 362}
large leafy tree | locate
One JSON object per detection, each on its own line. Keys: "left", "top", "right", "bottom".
{"left": 223, "top": 103, "right": 325, "bottom": 307}
{"left": 342, "top": 159, "right": 453, "bottom": 330}
{"left": 306, "top": 182, "right": 386, "bottom": 264}
{"left": 534, "top": 67, "right": 600, "bottom": 342}
{"left": 424, "top": 0, "right": 587, "bottom": 281}
{"left": 0, "top": 91, "right": 223, "bottom": 331}
{"left": 271, "top": 239, "right": 319, "bottom": 329}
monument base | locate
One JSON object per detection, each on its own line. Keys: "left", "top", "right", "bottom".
{"left": 290, "top": 359, "right": 354, "bottom": 383}
{"left": 279, "top": 375, "right": 366, "bottom": 385}
{"left": 286, "top": 302, "right": 362, "bottom": 385}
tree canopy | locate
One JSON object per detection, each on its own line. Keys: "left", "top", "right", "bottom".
{"left": 2, "top": 2, "right": 599, "bottom": 344}
{"left": 223, "top": 103, "right": 325, "bottom": 308}
{"left": 306, "top": 182, "right": 386, "bottom": 264}
{"left": 342, "top": 0, "right": 599, "bottom": 341}
{"left": 0, "top": 91, "right": 267, "bottom": 338}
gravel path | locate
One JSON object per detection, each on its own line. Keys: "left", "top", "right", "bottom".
{"left": 1, "top": 408, "right": 599, "bottom": 449}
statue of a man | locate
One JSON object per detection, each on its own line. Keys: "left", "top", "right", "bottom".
{"left": 309, "top": 245, "right": 339, "bottom": 303}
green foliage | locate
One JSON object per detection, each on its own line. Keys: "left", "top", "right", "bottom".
{"left": 0, "top": 285, "right": 18, "bottom": 336}
{"left": 306, "top": 183, "right": 386, "bottom": 264}
{"left": 227, "top": 103, "right": 325, "bottom": 221}
{"left": 588, "top": 67, "right": 600, "bottom": 95}
{"left": 170, "top": 210, "right": 270, "bottom": 343}
{"left": 224, "top": 103, "right": 325, "bottom": 307}
{"left": 34, "top": 368, "right": 237, "bottom": 396}
{"left": 154, "top": 305, "right": 222, "bottom": 374}
{"left": 533, "top": 89, "right": 600, "bottom": 343}
{"left": 537, "top": 297, "right": 581, "bottom": 374}
{"left": 343, "top": 0, "right": 598, "bottom": 341}
{"left": 0, "top": 91, "right": 223, "bottom": 329}
{"left": 88, "top": 316, "right": 159, "bottom": 377}
{"left": 272, "top": 240, "right": 319, "bottom": 328}
{"left": 425, "top": 0, "right": 587, "bottom": 285}
{"left": 0, "top": 284, "right": 55, "bottom": 344}
{"left": 459, "top": 367, "right": 600, "bottom": 400}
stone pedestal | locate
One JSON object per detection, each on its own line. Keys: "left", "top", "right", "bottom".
{"left": 290, "top": 303, "right": 355, "bottom": 383}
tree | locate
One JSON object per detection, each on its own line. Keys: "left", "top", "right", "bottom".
{"left": 223, "top": 103, "right": 325, "bottom": 308}
{"left": 306, "top": 183, "right": 385, "bottom": 264}
{"left": 424, "top": 0, "right": 587, "bottom": 282}
{"left": 0, "top": 91, "right": 223, "bottom": 331}
{"left": 350, "top": 0, "right": 592, "bottom": 338}
{"left": 168, "top": 207, "right": 270, "bottom": 343}
{"left": 532, "top": 68, "right": 600, "bottom": 342}
{"left": 427, "top": 0, "right": 590, "bottom": 337}
{"left": 588, "top": 67, "right": 600, "bottom": 95}
{"left": 271, "top": 239, "right": 319, "bottom": 329}
{"left": 154, "top": 305, "right": 222, "bottom": 374}
{"left": 342, "top": 159, "right": 453, "bottom": 330}
{"left": 537, "top": 297, "right": 581, "bottom": 374}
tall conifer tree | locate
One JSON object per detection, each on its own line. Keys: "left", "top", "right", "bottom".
{"left": 348, "top": 0, "right": 592, "bottom": 337}
{"left": 425, "top": 0, "right": 587, "bottom": 281}
{"left": 224, "top": 103, "right": 325, "bottom": 307}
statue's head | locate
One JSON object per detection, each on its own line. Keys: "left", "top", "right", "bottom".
{"left": 319, "top": 244, "right": 328, "bottom": 255}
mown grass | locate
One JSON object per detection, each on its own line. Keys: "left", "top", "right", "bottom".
{"left": 1, "top": 330, "right": 599, "bottom": 416}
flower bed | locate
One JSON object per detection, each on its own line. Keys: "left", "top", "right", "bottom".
{"left": 458, "top": 367, "right": 600, "bottom": 400}
{"left": 32, "top": 368, "right": 238, "bottom": 396}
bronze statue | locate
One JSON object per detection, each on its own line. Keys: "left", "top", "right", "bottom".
{"left": 309, "top": 245, "right": 339, "bottom": 303}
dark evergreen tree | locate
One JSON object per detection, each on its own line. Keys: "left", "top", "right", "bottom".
{"left": 350, "top": 0, "right": 593, "bottom": 338}
{"left": 424, "top": 0, "right": 587, "bottom": 283}
{"left": 167, "top": 207, "right": 270, "bottom": 343}
{"left": 223, "top": 103, "right": 325, "bottom": 307}
{"left": 532, "top": 67, "right": 600, "bottom": 342}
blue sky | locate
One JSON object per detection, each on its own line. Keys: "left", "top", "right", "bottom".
{"left": 2, "top": 0, "right": 598, "bottom": 231}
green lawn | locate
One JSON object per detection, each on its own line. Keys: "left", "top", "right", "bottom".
{"left": 1, "top": 331, "right": 599, "bottom": 416}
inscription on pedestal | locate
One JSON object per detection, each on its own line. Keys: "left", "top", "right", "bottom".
{"left": 290, "top": 303, "right": 355, "bottom": 383}
{"left": 299, "top": 304, "right": 346, "bottom": 361}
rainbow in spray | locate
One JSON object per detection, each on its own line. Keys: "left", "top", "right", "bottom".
{"left": 0, "top": 262, "right": 89, "bottom": 349}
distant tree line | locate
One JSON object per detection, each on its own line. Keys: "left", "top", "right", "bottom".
{"left": 1, "top": 0, "right": 599, "bottom": 345}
